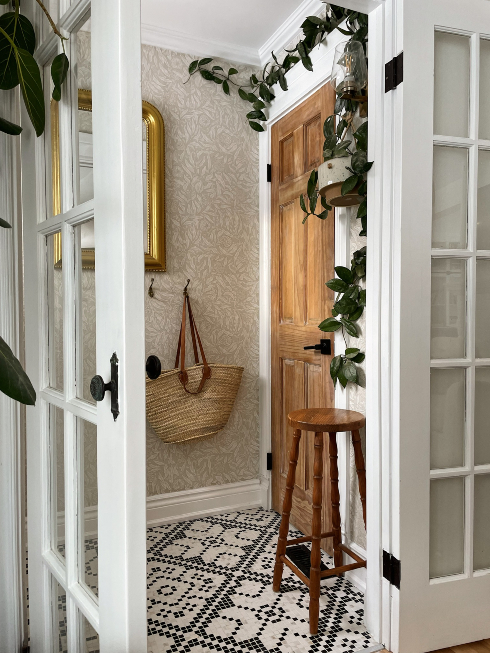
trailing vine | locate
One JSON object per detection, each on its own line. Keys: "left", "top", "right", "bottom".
{"left": 187, "top": 4, "right": 372, "bottom": 389}
{"left": 185, "top": 4, "right": 368, "bottom": 132}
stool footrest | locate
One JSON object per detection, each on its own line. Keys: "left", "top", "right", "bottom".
{"left": 279, "top": 555, "right": 310, "bottom": 587}
{"left": 286, "top": 531, "right": 334, "bottom": 547}
{"left": 320, "top": 560, "right": 365, "bottom": 578}
{"left": 279, "top": 543, "right": 366, "bottom": 586}
{"left": 338, "top": 543, "right": 365, "bottom": 565}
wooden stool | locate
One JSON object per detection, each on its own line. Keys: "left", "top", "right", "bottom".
{"left": 272, "top": 408, "right": 367, "bottom": 635}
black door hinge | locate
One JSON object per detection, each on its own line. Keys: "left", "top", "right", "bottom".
{"left": 383, "top": 550, "right": 401, "bottom": 589}
{"left": 267, "top": 452, "right": 273, "bottom": 470}
{"left": 267, "top": 164, "right": 272, "bottom": 182}
{"left": 385, "top": 52, "right": 403, "bottom": 92}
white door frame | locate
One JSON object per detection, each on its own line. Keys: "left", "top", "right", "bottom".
{"left": 258, "top": 0, "right": 392, "bottom": 647}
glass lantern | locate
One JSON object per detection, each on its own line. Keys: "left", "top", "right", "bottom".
{"left": 330, "top": 40, "right": 368, "bottom": 97}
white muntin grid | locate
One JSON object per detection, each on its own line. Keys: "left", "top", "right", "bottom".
{"left": 430, "top": 28, "right": 490, "bottom": 583}
{"left": 34, "top": 0, "right": 100, "bottom": 647}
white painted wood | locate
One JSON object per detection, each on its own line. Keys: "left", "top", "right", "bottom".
{"left": 146, "top": 479, "right": 268, "bottom": 527}
{"left": 384, "top": 1, "right": 490, "bottom": 651}
{"left": 0, "top": 89, "right": 26, "bottom": 653}
{"left": 22, "top": 0, "right": 147, "bottom": 650}
{"left": 91, "top": 0, "right": 147, "bottom": 649}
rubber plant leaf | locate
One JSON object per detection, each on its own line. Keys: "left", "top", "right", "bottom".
{"left": 0, "top": 12, "right": 36, "bottom": 90}
{"left": 15, "top": 47, "right": 45, "bottom": 136}
{"left": 0, "top": 336, "right": 36, "bottom": 405}
{"left": 0, "top": 115, "right": 22, "bottom": 134}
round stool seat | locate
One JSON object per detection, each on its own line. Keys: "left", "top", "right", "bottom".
{"left": 288, "top": 408, "right": 365, "bottom": 432}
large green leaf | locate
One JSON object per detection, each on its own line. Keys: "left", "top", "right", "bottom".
{"left": 0, "top": 217, "right": 11, "bottom": 227}
{"left": 334, "top": 265, "right": 354, "bottom": 284}
{"left": 319, "top": 317, "right": 342, "bottom": 332}
{"left": 326, "top": 278, "right": 349, "bottom": 292}
{"left": 0, "top": 12, "right": 36, "bottom": 90}
{"left": 0, "top": 115, "right": 22, "bottom": 134}
{"left": 248, "top": 121, "right": 265, "bottom": 132}
{"left": 15, "top": 47, "right": 45, "bottom": 136}
{"left": 0, "top": 336, "right": 36, "bottom": 405}
{"left": 341, "top": 174, "right": 360, "bottom": 196}
{"left": 354, "top": 121, "right": 368, "bottom": 151}
{"left": 51, "top": 53, "right": 69, "bottom": 101}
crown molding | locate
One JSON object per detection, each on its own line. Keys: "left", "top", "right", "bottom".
{"left": 141, "top": 23, "right": 261, "bottom": 66}
{"left": 258, "top": 0, "right": 325, "bottom": 66}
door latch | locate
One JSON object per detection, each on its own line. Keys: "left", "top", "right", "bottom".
{"left": 304, "top": 339, "right": 331, "bottom": 355}
{"left": 90, "top": 352, "right": 120, "bottom": 421}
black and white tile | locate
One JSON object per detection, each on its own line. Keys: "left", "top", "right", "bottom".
{"left": 146, "top": 508, "right": 375, "bottom": 653}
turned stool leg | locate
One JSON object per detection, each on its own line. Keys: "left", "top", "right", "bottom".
{"left": 273, "top": 429, "right": 302, "bottom": 592}
{"left": 351, "top": 429, "right": 367, "bottom": 528}
{"left": 309, "top": 431, "right": 324, "bottom": 635}
{"left": 329, "top": 432, "right": 343, "bottom": 569}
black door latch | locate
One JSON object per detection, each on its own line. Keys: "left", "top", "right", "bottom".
{"left": 304, "top": 339, "right": 331, "bottom": 355}
{"left": 90, "top": 352, "right": 120, "bottom": 421}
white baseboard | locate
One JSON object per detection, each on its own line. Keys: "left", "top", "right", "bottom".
{"left": 146, "top": 478, "right": 269, "bottom": 527}
{"left": 344, "top": 540, "right": 367, "bottom": 594}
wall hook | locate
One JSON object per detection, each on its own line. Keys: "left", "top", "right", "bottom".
{"left": 148, "top": 278, "right": 155, "bottom": 298}
{"left": 183, "top": 279, "right": 191, "bottom": 296}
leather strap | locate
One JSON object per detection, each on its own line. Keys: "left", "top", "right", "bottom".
{"left": 175, "top": 292, "right": 211, "bottom": 394}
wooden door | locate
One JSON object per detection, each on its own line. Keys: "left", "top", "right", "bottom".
{"left": 271, "top": 84, "right": 336, "bottom": 547}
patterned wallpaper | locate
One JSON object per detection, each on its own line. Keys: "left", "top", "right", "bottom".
{"left": 75, "top": 32, "right": 366, "bottom": 549}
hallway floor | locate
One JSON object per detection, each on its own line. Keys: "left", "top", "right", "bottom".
{"left": 147, "top": 508, "right": 375, "bottom": 653}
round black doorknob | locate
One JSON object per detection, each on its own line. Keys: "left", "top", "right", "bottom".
{"left": 90, "top": 375, "right": 111, "bottom": 402}
{"left": 146, "top": 355, "right": 162, "bottom": 380}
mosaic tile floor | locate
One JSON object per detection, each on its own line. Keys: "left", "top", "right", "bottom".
{"left": 147, "top": 508, "right": 376, "bottom": 653}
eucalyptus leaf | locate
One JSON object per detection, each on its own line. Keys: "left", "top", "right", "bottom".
{"left": 334, "top": 297, "right": 358, "bottom": 315}
{"left": 249, "top": 121, "right": 265, "bottom": 132}
{"left": 299, "top": 194, "right": 307, "bottom": 213}
{"left": 349, "top": 306, "right": 364, "bottom": 321}
{"left": 353, "top": 352, "right": 365, "bottom": 363}
{"left": 0, "top": 335, "right": 36, "bottom": 405}
{"left": 238, "top": 88, "right": 249, "bottom": 101}
{"left": 319, "top": 317, "right": 342, "bottom": 332}
{"left": 326, "top": 278, "right": 349, "bottom": 292}
{"left": 306, "top": 169, "right": 317, "bottom": 198}
{"left": 335, "top": 266, "right": 354, "bottom": 284}
{"left": 318, "top": 209, "right": 329, "bottom": 219}
{"left": 200, "top": 69, "right": 214, "bottom": 81}
{"left": 228, "top": 67, "right": 238, "bottom": 75}
{"left": 330, "top": 355, "right": 342, "bottom": 384}
{"left": 188, "top": 60, "right": 199, "bottom": 74}
{"left": 278, "top": 70, "right": 287, "bottom": 91}
{"left": 222, "top": 80, "right": 230, "bottom": 95}
{"left": 198, "top": 57, "right": 213, "bottom": 66}
{"left": 253, "top": 99, "right": 265, "bottom": 110}
{"left": 0, "top": 217, "right": 11, "bottom": 227}
{"left": 357, "top": 197, "right": 367, "bottom": 219}
{"left": 0, "top": 115, "right": 22, "bottom": 134}
{"left": 338, "top": 366, "right": 348, "bottom": 388}
{"left": 343, "top": 361, "right": 358, "bottom": 382}
{"left": 246, "top": 109, "right": 267, "bottom": 121}
{"left": 309, "top": 193, "right": 317, "bottom": 214}
{"left": 341, "top": 174, "right": 359, "bottom": 196}
{"left": 340, "top": 317, "right": 358, "bottom": 337}
{"left": 345, "top": 347, "right": 360, "bottom": 359}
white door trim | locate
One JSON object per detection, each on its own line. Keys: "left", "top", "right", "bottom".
{"left": 0, "top": 89, "right": 27, "bottom": 653}
{"left": 258, "top": 3, "right": 388, "bottom": 645}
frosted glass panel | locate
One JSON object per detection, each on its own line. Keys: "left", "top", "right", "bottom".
{"left": 474, "top": 474, "right": 490, "bottom": 571}
{"left": 480, "top": 39, "right": 490, "bottom": 140}
{"left": 434, "top": 32, "right": 470, "bottom": 138}
{"left": 430, "top": 477, "right": 465, "bottom": 578}
{"left": 477, "top": 150, "right": 490, "bottom": 249}
{"left": 475, "top": 260, "right": 490, "bottom": 358}
{"left": 475, "top": 368, "right": 490, "bottom": 466}
{"left": 430, "top": 368, "right": 465, "bottom": 469}
{"left": 432, "top": 146, "right": 468, "bottom": 249}
{"left": 431, "top": 258, "right": 466, "bottom": 359}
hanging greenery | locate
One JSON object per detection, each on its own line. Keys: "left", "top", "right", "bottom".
{"left": 186, "top": 3, "right": 371, "bottom": 389}
{"left": 0, "top": 0, "right": 69, "bottom": 405}
{"left": 185, "top": 5, "right": 368, "bottom": 132}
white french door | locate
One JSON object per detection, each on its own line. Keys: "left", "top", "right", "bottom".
{"left": 386, "top": 0, "right": 490, "bottom": 651}
{"left": 22, "top": 0, "right": 147, "bottom": 651}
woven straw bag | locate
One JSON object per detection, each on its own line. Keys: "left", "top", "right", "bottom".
{"left": 146, "top": 286, "right": 243, "bottom": 444}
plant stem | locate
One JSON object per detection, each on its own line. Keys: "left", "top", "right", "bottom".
{"left": 34, "top": 0, "right": 67, "bottom": 41}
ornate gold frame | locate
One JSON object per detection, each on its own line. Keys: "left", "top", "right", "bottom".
{"left": 52, "top": 90, "right": 166, "bottom": 270}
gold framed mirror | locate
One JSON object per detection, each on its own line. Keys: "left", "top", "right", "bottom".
{"left": 52, "top": 90, "right": 166, "bottom": 270}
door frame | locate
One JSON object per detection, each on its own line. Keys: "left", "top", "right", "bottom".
{"left": 258, "top": 0, "right": 392, "bottom": 647}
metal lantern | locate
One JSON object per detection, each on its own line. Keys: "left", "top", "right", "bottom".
{"left": 330, "top": 40, "right": 368, "bottom": 98}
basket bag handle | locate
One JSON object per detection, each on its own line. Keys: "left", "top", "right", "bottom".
{"left": 174, "top": 282, "right": 212, "bottom": 394}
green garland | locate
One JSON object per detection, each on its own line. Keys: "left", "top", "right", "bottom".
{"left": 186, "top": 4, "right": 371, "bottom": 389}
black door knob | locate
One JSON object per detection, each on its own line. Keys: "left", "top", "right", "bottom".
{"left": 146, "top": 355, "right": 162, "bottom": 380}
{"left": 303, "top": 339, "right": 331, "bottom": 355}
{"left": 90, "top": 353, "right": 120, "bottom": 421}
{"left": 90, "top": 375, "right": 113, "bottom": 401}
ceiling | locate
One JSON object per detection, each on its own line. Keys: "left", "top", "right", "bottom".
{"left": 140, "top": 0, "right": 327, "bottom": 66}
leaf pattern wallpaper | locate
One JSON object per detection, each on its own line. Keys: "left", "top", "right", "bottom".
{"left": 74, "top": 32, "right": 366, "bottom": 549}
